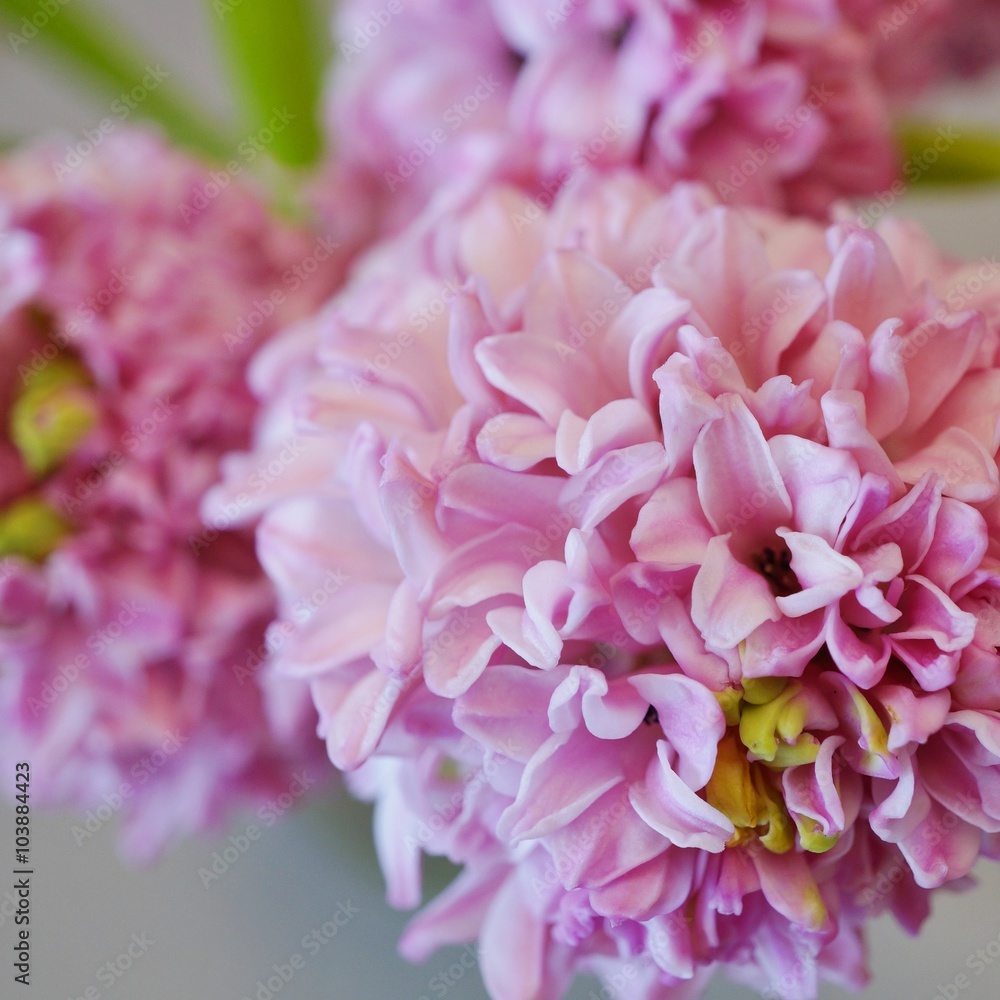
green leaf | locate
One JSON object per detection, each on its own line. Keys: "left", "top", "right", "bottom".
{"left": 0, "top": 0, "right": 236, "bottom": 161}
{"left": 899, "top": 122, "right": 1000, "bottom": 186}
{"left": 207, "top": 0, "right": 327, "bottom": 169}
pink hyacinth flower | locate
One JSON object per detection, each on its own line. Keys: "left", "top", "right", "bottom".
{"left": 322, "top": 0, "right": 1000, "bottom": 239}
{"left": 215, "top": 169, "right": 1000, "bottom": 998}
{"left": 0, "top": 130, "right": 347, "bottom": 861}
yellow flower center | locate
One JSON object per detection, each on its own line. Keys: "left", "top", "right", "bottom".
{"left": 0, "top": 497, "right": 71, "bottom": 562}
{"left": 708, "top": 677, "right": 841, "bottom": 855}
{"left": 705, "top": 732, "right": 795, "bottom": 853}
{"left": 10, "top": 358, "right": 98, "bottom": 478}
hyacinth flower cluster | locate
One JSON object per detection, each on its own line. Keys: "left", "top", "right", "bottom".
{"left": 0, "top": 131, "right": 340, "bottom": 860}
{"left": 208, "top": 168, "right": 1000, "bottom": 999}
{"left": 326, "top": 0, "right": 1000, "bottom": 237}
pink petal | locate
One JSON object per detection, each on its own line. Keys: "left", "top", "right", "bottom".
{"left": 476, "top": 412, "right": 556, "bottom": 471}
{"left": 455, "top": 665, "right": 568, "bottom": 762}
{"left": 399, "top": 863, "right": 507, "bottom": 961}
{"left": 590, "top": 852, "right": 696, "bottom": 922}
{"left": 422, "top": 610, "right": 502, "bottom": 698}
{"left": 629, "top": 741, "right": 733, "bottom": 851}
{"left": 895, "top": 427, "right": 999, "bottom": 504}
{"left": 631, "top": 479, "right": 713, "bottom": 567}
{"left": 555, "top": 398, "right": 659, "bottom": 475}
{"left": 775, "top": 528, "right": 864, "bottom": 617}
{"left": 752, "top": 850, "right": 830, "bottom": 932}
{"left": 692, "top": 535, "right": 781, "bottom": 649}
{"left": 629, "top": 673, "right": 726, "bottom": 788}
{"left": 561, "top": 442, "right": 666, "bottom": 531}
{"left": 770, "top": 435, "right": 861, "bottom": 545}
{"left": 692, "top": 394, "right": 792, "bottom": 538}
{"left": 499, "top": 728, "right": 625, "bottom": 843}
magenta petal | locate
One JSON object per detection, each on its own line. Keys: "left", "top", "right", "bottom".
{"left": 659, "top": 207, "right": 769, "bottom": 346}
{"left": 425, "top": 524, "right": 535, "bottom": 616}
{"left": 654, "top": 354, "right": 725, "bottom": 477}
{"left": 646, "top": 911, "right": 694, "bottom": 979}
{"left": 742, "top": 612, "right": 825, "bottom": 679}
{"left": 279, "top": 594, "right": 394, "bottom": 676}
{"left": 855, "top": 473, "right": 941, "bottom": 572}
{"left": 865, "top": 319, "right": 910, "bottom": 440}
{"left": 919, "top": 738, "right": 1000, "bottom": 833}
{"left": 918, "top": 497, "right": 989, "bottom": 592}
{"left": 821, "top": 390, "right": 901, "bottom": 489}
{"left": 379, "top": 447, "right": 451, "bottom": 584}
{"left": 899, "top": 310, "right": 986, "bottom": 436}
{"left": 374, "top": 778, "right": 423, "bottom": 908}
{"left": 876, "top": 685, "right": 952, "bottom": 752}
{"left": 438, "top": 463, "right": 566, "bottom": 531}
{"left": 548, "top": 665, "right": 607, "bottom": 734}
{"left": 943, "top": 709, "right": 1000, "bottom": 757}
{"left": 320, "top": 669, "right": 405, "bottom": 770}
{"left": 582, "top": 677, "right": 649, "bottom": 740}
{"left": 740, "top": 269, "right": 826, "bottom": 386}
{"left": 486, "top": 604, "right": 562, "bottom": 670}
{"left": 770, "top": 436, "right": 860, "bottom": 545}
{"left": 616, "top": 288, "right": 690, "bottom": 410}
{"left": 783, "top": 735, "right": 847, "bottom": 836}
{"left": 824, "top": 228, "right": 906, "bottom": 335}
{"left": 561, "top": 442, "right": 666, "bottom": 531}
{"left": 890, "top": 576, "right": 976, "bottom": 690}
{"left": 555, "top": 398, "right": 659, "bottom": 475}
{"left": 475, "top": 331, "right": 611, "bottom": 427}
{"left": 447, "top": 285, "right": 505, "bottom": 410}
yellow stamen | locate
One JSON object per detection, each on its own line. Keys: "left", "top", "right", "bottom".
{"left": 741, "top": 676, "right": 788, "bottom": 705}
{"left": 714, "top": 687, "right": 743, "bottom": 727}
{"left": 707, "top": 733, "right": 761, "bottom": 830}
{"left": 752, "top": 767, "right": 795, "bottom": 854}
{"left": 764, "top": 734, "right": 822, "bottom": 769}
{"left": 795, "top": 814, "right": 841, "bottom": 854}
{"left": 10, "top": 358, "right": 98, "bottom": 477}
{"left": 437, "top": 758, "right": 462, "bottom": 782}
{"left": 739, "top": 683, "right": 802, "bottom": 761}
{"left": 706, "top": 733, "right": 795, "bottom": 854}
{"left": 0, "top": 497, "right": 70, "bottom": 562}
{"left": 847, "top": 684, "right": 891, "bottom": 772}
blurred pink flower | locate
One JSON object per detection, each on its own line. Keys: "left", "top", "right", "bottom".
{"left": 322, "top": 0, "right": 996, "bottom": 235}
{"left": 214, "top": 169, "right": 1000, "bottom": 998}
{"left": 0, "top": 130, "right": 344, "bottom": 860}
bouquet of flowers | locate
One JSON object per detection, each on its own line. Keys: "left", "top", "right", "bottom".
{"left": 4, "top": 0, "right": 1000, "bottom": 997}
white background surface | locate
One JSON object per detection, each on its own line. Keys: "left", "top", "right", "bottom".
{"left": 2, "top": 2, "right": 1000, "bottom": 999}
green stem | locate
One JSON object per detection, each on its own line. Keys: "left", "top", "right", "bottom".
{"left": 899, "top": 121, "right": 1000, "bottom": 186}
{"left": 206, "top": 0, "right": 326, "bottom": 169}
{"left": 0, "top": 0, "right": 235, "bottom": 161}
